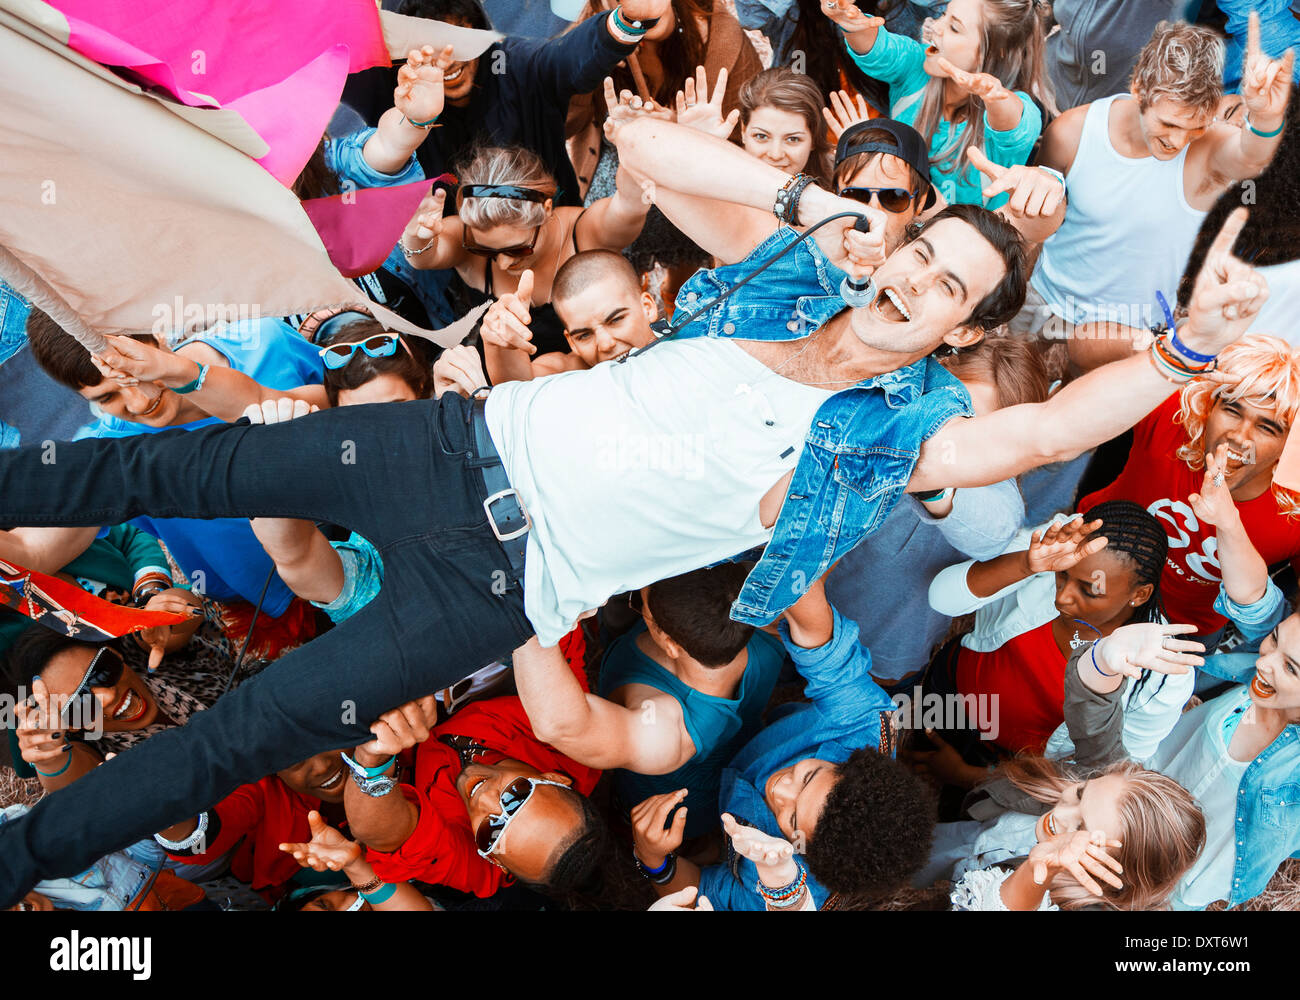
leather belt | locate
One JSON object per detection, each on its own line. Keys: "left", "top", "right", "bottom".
{"left": 470, "top": 395, "right": 529, "bottom": 582}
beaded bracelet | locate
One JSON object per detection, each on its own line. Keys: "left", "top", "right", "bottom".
{"left": 773, "top": 173, "right": 813, "bottom": 225}
{"left": 758, "top": 862, "right": 808, "bottom": 908}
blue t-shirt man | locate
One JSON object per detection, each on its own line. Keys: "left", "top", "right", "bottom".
{"left": 83, "top": 317, "right": 323, "bottom": 616}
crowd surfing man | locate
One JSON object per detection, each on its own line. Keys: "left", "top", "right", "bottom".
{"left": 0, "top": 93, "right": 1272, "bottom": 899}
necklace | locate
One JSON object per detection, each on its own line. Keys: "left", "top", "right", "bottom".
{"left": 1068, "top": 618, "right": 1102, "bottom": 650}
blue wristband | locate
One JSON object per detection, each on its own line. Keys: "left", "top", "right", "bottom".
{"left": 1090, "top": 641, "right": 1117, "bottom": 678}
{"left": 1156, "top": 292, "right": 1215, "bottom": 364}
{"left": 33, "top": 751, "right": 73, "bottom": 778}
{"left": 360, "top": 881, "right": 397, "bottom": 905}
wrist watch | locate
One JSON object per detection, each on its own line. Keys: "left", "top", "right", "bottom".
{"left": 340, "top": 751, "right": 398, "bottom": 797}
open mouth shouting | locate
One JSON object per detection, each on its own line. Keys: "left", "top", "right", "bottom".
{"left": 872, "top": 285, "right": 912, "bottom": 323}
{"left": 109, "top": 687, "right": 149, "bottom": 724}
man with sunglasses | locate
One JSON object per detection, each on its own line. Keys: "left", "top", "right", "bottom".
{"left": 336, "top": 656, "right": 604, "bottom": 899}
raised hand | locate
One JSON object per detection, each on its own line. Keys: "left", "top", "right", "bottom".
{"left": 1093, "top": 623, "right": 1205, "bottom": 679}
{"left": 822, "top": 89, "right": 871, "bottom": 141}
{"left": 648, "top": 885, "right": 713, "bottom": 911}
{"left": 819, "top": 0, "right": 884, "bottom": 35}
{"left": 402, "top": 187, "right": 446, "bottom": 257}
{"left": 1027, "top": 829, "right": 1124, "bottom": 898}
{"left": 1240, "top": 11, "right": 1295, "bottom": 127}
{"left": 395, "top": 44, "right": 455, "bottom": 127}
{"left": 279, "top": 810, "right": 362, "bottom": 873}
{"left": 240, "top": 398, "right": 318, "bottom": 425}
{"left": 1188, "top": 443, "right": 1244, "bottom": 528}
{"left": 674, "top": 65, "right": 739, "bottom": 141}
{"left": 631, "top": 788, "right": 688, "bottom": 869}
{"left": 1024, "top": 515, "right": 1106, "bottom": 575}
{"left": 14, "top": 676, "right": 70, "bottom": 768}
{"left": 1179, "top": 208, "right": 1268, "bottom": 359}
{"left": 722, "top": 811, "right": 800, "bottom": 884}
{"left": 931, "top": 57, "right": 1013, "bottom": 103}
{"left": 433, "top": 344, "right": 488, "bottom": 398}
{"left": 134, "top": 589, "right": 202, "bottom": 672}
{"left": 602, "top": 76, "right": 674, "bottom": 146}
{"left": 966, "top": 146, "right": 1066, "bottom": 241}
{"left": 357, "top": 695, "right": 438, "bottom": 763}
{"left": 482, "top": 268, "right": 536, "bottom": 356}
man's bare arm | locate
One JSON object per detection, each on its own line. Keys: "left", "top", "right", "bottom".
{"left": 0, "top": 527, "right": 99, "bottom": 573}
{"left": 512, "top": 636, "right": 692, "bottom": 774}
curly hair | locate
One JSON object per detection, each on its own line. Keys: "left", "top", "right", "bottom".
{"left": 803, "top": 747, "right": 937, "bottom": 897}
{"left": 999, "top": 757, "right": 1205, "bottom": 910}
{"left": 1130, "top": 20, "right": 1224, "bottom": 116}
{"left": 1174, "top": 334, "right": 1300, "bottom": 518}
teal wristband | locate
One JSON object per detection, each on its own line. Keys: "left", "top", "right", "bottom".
{"left": 610, "top": 6, "right": 647, "bottom": 36}
{"left": 34, "top": 751, "right": 73, "bottom": 778}
{"left": 360, "top": 881, "right": 397, "bottom": 905}
{"left": 1245, "top": 114, "right": 1284, "bottom": 138}
{"left": 405, "top": 114, "right": 438, "bottom": 129}
{"left": 172, "top": 362, "right": 209, "bottom": 395}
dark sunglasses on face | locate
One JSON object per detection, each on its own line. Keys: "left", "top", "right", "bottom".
{"left": 61, "top": 646, "right": 125, "bottom": 727}
{"left": 317, "top": 334, "right": 410, "bottom": 370}
{"left": 461, "top": 224, "right": 542, "bottom": 260}
{"left": 474, "top": 775, "right": 571, "bottom": 859}
{"left": 838, "top": 186, "right": 920, "bottom": 214}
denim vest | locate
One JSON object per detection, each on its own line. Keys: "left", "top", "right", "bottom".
{"left": 1197, "top": 653, "right": 1300, "bottom": 907}
{"left": 672, "top": 225, "right": 972, "bottom": 625}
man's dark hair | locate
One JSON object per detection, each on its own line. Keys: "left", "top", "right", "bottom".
{"left": 397, "top": 0, "right": 491, "bottom": 31}
{"left": 552, "top": 250, "right": 642, "bottom": 315}
{"left": 803, "top": 747, "right": 937, "bottom": 897}
{"left": 534, "top": 789, "right": 610, "bottom": 895}
{"left": 26, "top": 308, "right": 156, "bottom": 391}
{"left": 318, "top": 318, "right": 432, "bottom": 405}
{"left": 904, "top": 203, "right": 1029, "bottom": 333}
{"left": 645, "top": 564, "right": 755, "bottom": 668}
{"left": 5, "top": 627, "right": 105, "bottom": 691}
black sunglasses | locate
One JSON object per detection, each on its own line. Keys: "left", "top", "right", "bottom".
{"left": 61, "top": 646, "right": 125, "bottom": 727}
{"left": 838, "top": 186, "right": 920, "bottom": 214}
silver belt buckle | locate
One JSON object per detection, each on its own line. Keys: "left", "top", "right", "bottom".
{"left": 483, "top": 489, "right": 530, "bottom": 542}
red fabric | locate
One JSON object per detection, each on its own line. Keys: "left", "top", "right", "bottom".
{"left": 218, "top": 595, "right": 318, "bottom": 662}
{"left": 956, "top": 621, "right": 1065, "bottom": 755}
{"left": 1079, "top": 393, "right": 1300, "bottom": 634}
{"left": 164, "top": 775, "right": 321, "bottom": 900}
{"left": 364, "top": 629, "right": 600, "bottom": 896}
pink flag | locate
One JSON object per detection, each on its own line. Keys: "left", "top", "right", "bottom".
{"left": 301, "top": 179, "right": 440, "bottom": 278}
{"left": 49, "top": 0, "right": 390, "bottom": 184}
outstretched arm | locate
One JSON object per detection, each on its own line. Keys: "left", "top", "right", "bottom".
{"left": 512, "top": 636, "right": 693, "bottom": 774}
{"left": 1206, "top": 12, "right": 1293, "bottom": 181}
{"left": 0, "top": 526, "right": 99, "bottom": 574}
{"left": 909, "top": 209, "right": 1266, "bottom": 492}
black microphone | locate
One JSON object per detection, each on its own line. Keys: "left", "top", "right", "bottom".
{"left": 839, "top": 213, "right": 877, "bottom": 309}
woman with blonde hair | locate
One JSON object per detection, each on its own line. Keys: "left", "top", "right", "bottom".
{"left": 821, "top": 0, "right": 1053, "bottom": 207}
{"left": 1079, "top": 334, "right": 1300, "bottom": 647}
{"left": 930, "top": 623, "right": 1208, "bottom": 911}
{"left": 401, "top": 144, "right": 651, "bottom": 357}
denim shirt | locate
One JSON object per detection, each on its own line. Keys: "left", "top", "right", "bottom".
{"left": 697, "top": 607, "right": 897, "bottom": 910}
{"left": 672, "top": 225, "right": 972, "bottom": 626}
{"left": 1185, "top": 651, "right": 1300, "bottom": 908}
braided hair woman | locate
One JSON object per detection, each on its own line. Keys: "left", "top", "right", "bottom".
{"left": 918, "top": 501, "right": 1192, "bottom": 792}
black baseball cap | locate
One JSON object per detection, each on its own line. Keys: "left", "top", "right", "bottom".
{"left": 834, "top": 118, "right": 936, "bottom": 209}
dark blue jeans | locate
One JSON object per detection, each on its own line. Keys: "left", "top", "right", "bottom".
{"left": 0, "top": 395, "right": 534, "bottom": 905}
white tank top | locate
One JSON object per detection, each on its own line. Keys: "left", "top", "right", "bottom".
{"left": 485, "top": 337, "right": 835, "bottom": 645}
{"left": 1031, "top": 94, "right": 1207, "bottom": 327}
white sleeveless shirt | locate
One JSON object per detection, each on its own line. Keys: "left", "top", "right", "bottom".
{"left": 485, "top": 337, "right": 835, "bottom": 645}
{"left": 1031, "top": 94, "right": 1207, "bottom": 328}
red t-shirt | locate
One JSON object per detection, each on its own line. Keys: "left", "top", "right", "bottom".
{"left": 164, "top": 775, "right": 325, "bottom": 900}
{"left": 364, "top": 630, "right": 600, "bottom": 896}
{"left": 956, "top": 621, "right": 1065, "bottom": 755}
{"left": 1079, "top": 393, "right": 1300, "bottom": 634}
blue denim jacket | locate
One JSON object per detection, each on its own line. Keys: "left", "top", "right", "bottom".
{"left": 673, "top": 226, "right": 972, "bottom": 625}
{"left": 1192, "top": 650, "right": 1300, "bottom": 908}
{"left": 697, "top": 607, "right": 897, "bottom": 909}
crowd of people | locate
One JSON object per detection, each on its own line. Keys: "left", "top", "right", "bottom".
{"left": 2, "top": 0, "right": 1300, "bottom": 914}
